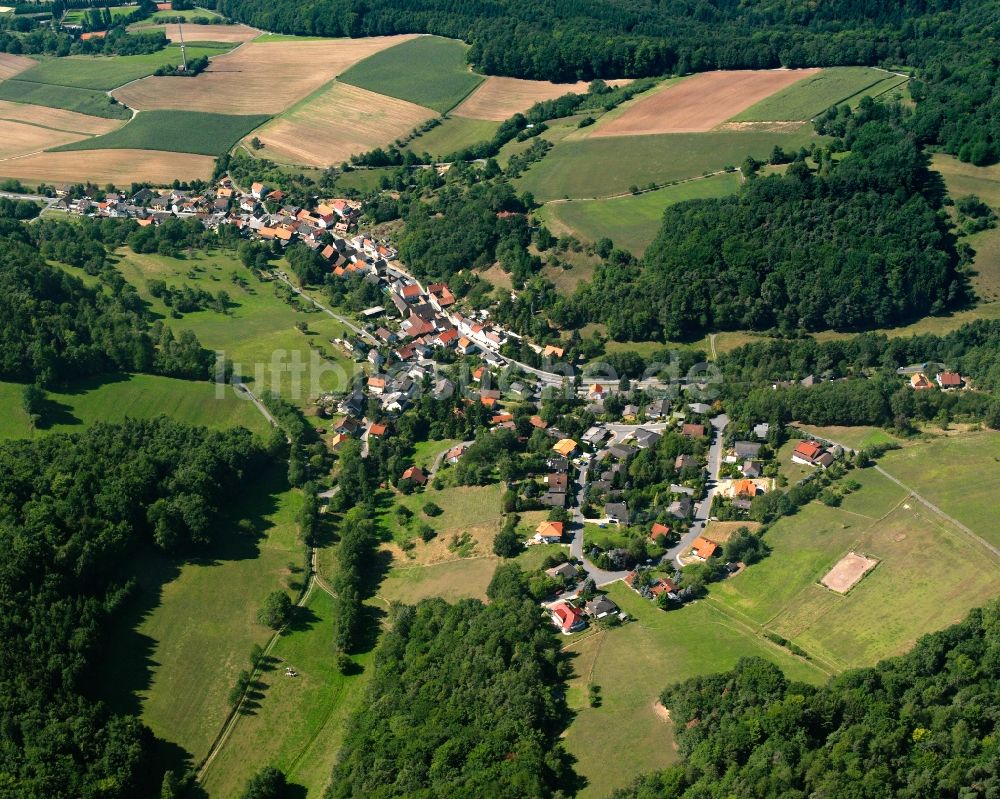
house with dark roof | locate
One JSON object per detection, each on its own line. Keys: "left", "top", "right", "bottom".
{"left": 585, "top": 595, "right": 619, "bottom": 619}
{"left": 733, "top": 441, "right": 762, "bottom": 459}
{"left": 605, "top": 502, "right": 629, "bottom": 525}
{"left": 634, "top": 428, "right": 662, "bottom": 449}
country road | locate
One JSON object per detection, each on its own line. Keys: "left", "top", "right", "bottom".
{"left": 273, "top": 272, "right": 379, "bottom": 346}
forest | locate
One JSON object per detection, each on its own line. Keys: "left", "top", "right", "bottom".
{"left": 326, "top": 593, "right": 577, "bottom": 799}
{"left": 218, "top": 0, "right": 999, "bottom": 165}
{"left": 568, "top": 109, "right": 964, "bottom": 339}
{"left": 611, "top": 600, "right": 1000, "bottom": 799}
{"left": 0, "top": 419, "right": 270, "bottom": 798}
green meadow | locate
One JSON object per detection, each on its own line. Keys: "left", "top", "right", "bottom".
{"left": 516, "top": 127, "right": 820, "bottom": 201}
{"left": 0, "top": 79, "right": 131, "bottom": 118}
{"left": 339, "top": 35, "right": 483, "bottom": 113}
{"left": 0, "top": 374, "right": 270, "bottom": 440}
{"left": 405, "top": 115, "right": 500, "bottom": 158}
{"left": 53, "top": 109, "right": 271, "bottom": 155}
{"left": 538, "top": 171, "right": 742, "bottom": 255}
{"left": 14, "top": 43, "right": 232, "bottom": 90}
{"left": 733, "top": 66, "right": 905, "bottom": 121}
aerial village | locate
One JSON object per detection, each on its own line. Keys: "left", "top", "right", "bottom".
{"left": 56, "top": 176, "right": 971, "bottom": 637}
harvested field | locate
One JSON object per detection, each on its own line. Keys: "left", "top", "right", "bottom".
{"left": 591, "top": 69, "right": 821, "bottom": 136}
{"left": 0, "top": 100, "right": 121, "bottom": 134}
{"left": 0, "top": 119, "right": 89, "bottom": 159}
{"left": 0, "top": 148, "right": 214, "bottom": 185}
{"left": 113, "top": 35, "right": 415, "bottom": 114}
{"left": 455, "top": 76, "right": 630, "bottom": 121}
{"left": 821, "top": 551, "right": 878, "bottom": 593}
{"left": 251, "top": 81, "right": 435, "bottom": 167}
{"left": 144, "top": 22, "right": 259, "bottom": 42}
{"left": 0, "top": 52, "right": 34, "bottom": 80}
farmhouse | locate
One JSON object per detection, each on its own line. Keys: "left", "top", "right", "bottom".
{"left": 791, "top": 440, "right": 834, "bottom": 468}
{"left": 400, "top": 466, "right": 427, "bottom": 486}
{"left": 936, "top": 371, "right": 965, "bottom": 389}
{"left": 909, "top": 372, "right": 934, "bottom": 390}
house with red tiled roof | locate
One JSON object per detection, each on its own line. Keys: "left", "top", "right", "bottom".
{"left": 534, "top": 520, "right": 564, "bottom": 544}
{"left": 681, "top": 423, "right": 705, "bottom": 439}
{"left": 690, "top": 536, "right": 719, "bottom": 561}
{"left": 529, "top": 415, "right": 548, "bottom": 429}
{"left": 936, "top": 371, "right": 964, "bottom": 390}
{"left": 400, "top": 466, "right": 426, "bottom": 486}
{"left": 910, "top": 372, "right": 934, "bottom": 390}
{"left": 650, "top": 523, "right": 671, "bottom": 541}
{"left": 368, "top": 422, "right": 387, "bottom": 438}
{"left": 791, "top": 440, "right": 825, "bottom": 466}
{"left": 550, "top": 601, "right": 587, "bottom": 634}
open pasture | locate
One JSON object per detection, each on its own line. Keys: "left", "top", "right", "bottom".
{"left": 339, "top": 35, "right": 482, "bottom": 113}
{"left": 732, "top": 66, "right": 906, "bottom": 122}
{"left": 113, "top": 35, "right": 415, "bottom": 114}
{"left": 0, "top": 148, "right": 214, "bottom": 184}
{"left": 0, "top": 52, "right": 35, "bottom": 79}
{"left": 405, "top": 115, "right": 500, "bottom": 159}
{"left": 54, "top": 109, "right": 270, "bottom": 156}
{"left": 142, "top": 22, "right": 259, "bottom": 42}
{"left": 14, "top": 43, "right": 232, "bottom": 90}
{"left": 590, "top": 69, "right": 820, "bottom": 136}
{"left": 454, "top": 76, "right": 627, "bottom": 121}
{"left": 538, "top": 171, "right": 741, "bottom": 254}
{"left": 251, "top": 81, "right": 435, "bottom": 167}
{"left": 516, "top": 126, "right": 818, "bottom": 201}
{"left": 0, "top": 99, "right": 122, "bottom": 133}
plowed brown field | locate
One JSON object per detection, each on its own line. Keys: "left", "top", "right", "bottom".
{"left": 590, "top": 69, "right": 821, "bottom": 136}
{"left": 113, "top": 35, "right": 417, "bottom": 114}
{"left": 142, "top": 23, "right": 260, "bottom": 43}
{"left": 454, "top": 76, "right": 631, "bottom": 121}
{"left": 0, "top": 100, "right": 122, "bottom": 134}
{"left": 0, "top": 52, "right": 36, "bottom": 80}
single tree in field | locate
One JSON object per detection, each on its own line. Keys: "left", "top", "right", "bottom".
{"left": 239, "top": 766, "right": 288, "bottom": 799}
{"left": 21, "top": 384, "right": 45, "bottom": 428}
{"left": 257, "top": 591, "right": 293, "bottom": 629}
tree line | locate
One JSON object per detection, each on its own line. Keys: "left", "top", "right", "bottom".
{"left": 611, "top": 600, "right": 1000, "bottom": 799}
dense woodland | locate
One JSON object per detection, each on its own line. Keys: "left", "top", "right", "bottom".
{"left": 0, "top": 419, "right": 270, "bottom": 798}
{"left": 0, "top": 218, "right": 214, "bottom": 384}
{"left": 326, "top": 594, "right": 576, "bottom": 799}
{"left": 219, "top": 0, "right": 999, "bottom": 165}
{"left": 612, "top": 601, "right": 1000, "bottom": 799}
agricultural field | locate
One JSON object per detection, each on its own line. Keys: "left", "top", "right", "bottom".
{"left": 141, "top": 22, "right": 259, "bottom": 42}
{"left": 878, "top": 431, "right": 1000, "bottom": 549}
{"left": 0, "top": 99, "right": 122, "bottom": 133}
{"left": 55, "top": 109, "right": 270, "bottom": 156}
{"left": 0, "top": 148, "right": 215, "bottom": 184}
{"left": 0, "top": 118, "right": 90, "bottom": 158}
{"left": 405, "top": 115, "right": 500, "bottom": 159}
{"left": 732, "top": 66, "right": 908, "bottom": 122}
{"left": 0, "top": 374, "right": 270, "bottom": 441}
{"left": 0, "top": 52, "right": 36, "bottom": 79}
{"left": 0, "top": 78, "right": 130, "bottom": 118}
{"left": 711, "top": 457, "right": 1000, "bottom": 671}
{"left": 97, "top": 467, "right": 305, "bottom": 772}
{"left": 200, "top": 588, "right": 373, "bottom": 799}
{"left": 113, "top": 35, "right": 415, "bottom": 114}
{"left": 516, "top": 126, "right": 819, "bottom": 201}
{"left": 110, "top": 248, "right": 361, "bottom": 403}
{"left": 564, "top": 583, "right": 827, "bottom": 798}
{"left": 13, "top": 43, "right": 232, "bottom": 90}
{"left": 339, "top": 35, "right": 483, "bottom": 113}
{"left": 144, "top": 6, "right": 222, "bottom": 22}
{"left": 453, "top": 76, "right": 613, "bottom": 121}
{"left": 62, "top": 4, "right": 136, "bottom": 24}
{"left": 590, "top": 69, "right": 820, "bottom": 136}
{"left": 537, "top": 172, "right": 742, "bottom": 255}
{"left": 250, "top": 80, "right": 435, "bottom": 167}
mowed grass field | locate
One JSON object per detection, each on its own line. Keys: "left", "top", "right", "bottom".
{"left": 339, "top": 35, "right": 483, "bottom": 113}
{"left": 200, "top": 588, "right": 373, "bottom": 799}
{"left": 0, "top": 374, "right": 270, "bottom": 440}
{"left": 251, "top": 80, "right": 434, "bottom": 167}
{"left": 565, "top": 583, "right": 827, "bottom": 798}
{"left": 97, "top": 467, "right": 306, "bottom": 769}
{"left": 453, "top": 76, "right": 610, "bottom": 121}
{"left": 13, "top": 43, "right": 232, "bottom": 90}
{"left": 732, "top": 67, "right": 907, "bottom": 121}
{"left": 516, "top": 127, "right": 819, "bottom": 201}
{"left": 63, "top": 4, "right": 135, "bottom": 24}
{"left": 537, "top": 171, "right": 742, "bottom": 255}
{"left": 54, "top": 109, "right": 270, "bottom": 156}
{"left": 711, "top": 457, "right": 1000, "bottom": 671}
{"left": 0, "top": 98, "right": 122, "bottom": 133}
{"left": 878, "top": 431, "right": 1000, "bottom": 549}
{"left": 405, "top": 115, "right": 500, "bottom": 159}
{"left": 112, "top": 248, "right": 361, "bottom": 403}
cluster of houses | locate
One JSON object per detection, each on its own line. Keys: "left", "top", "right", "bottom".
{"left": 905, "top": 369, "right": 966, "bottom": 391}
{"left": 549, "top": 593, "right": 621, "bottom": 634}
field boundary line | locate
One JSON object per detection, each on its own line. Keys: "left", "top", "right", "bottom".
{"left": 873, "top": 465, "right": 1000, "bottom": 560}
{"left": 543, "top": 169, "right": 732, "bottom": 205}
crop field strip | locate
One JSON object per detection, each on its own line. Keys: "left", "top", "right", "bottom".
{"left": 249, "top": 80, "right": 436, "bottom": 167}
{"left": 453, "top": 76, "right": 632, "bottom": 121}
{"left": 112, "top": 35, "right": 416, "bottom": 114}
{"left": 338, "top": 35, "right": 484, "bottom": 113}
{"left": 54, "top": 109, "right": 271, "bottom": 156}
{"left": 0, "top": 148, "right": 216, "bottom": 185}
{"left": 589, "top": 68, "right": 821, "bottom": 136}
{"left": 0, "top": 52, "right": 35, "bottom": 80}
{"left": 136, "top": 23, "right": 259, "bottom": 43}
